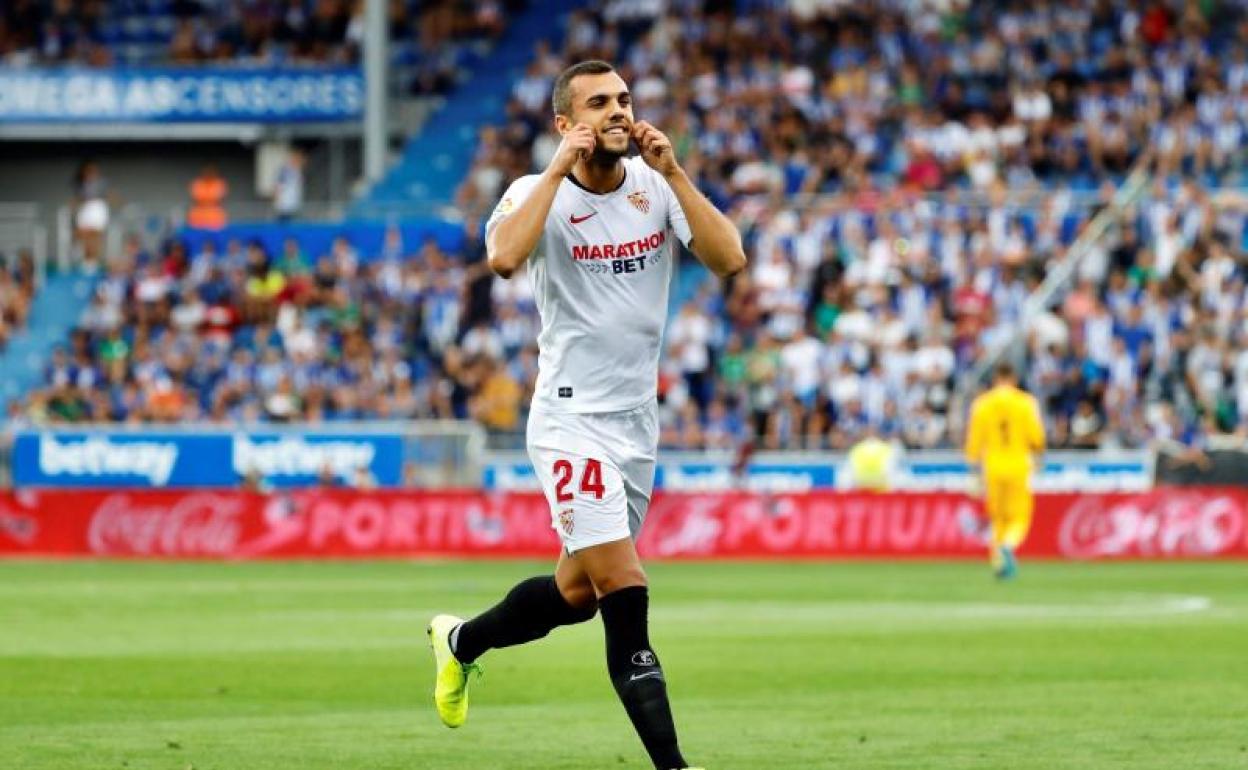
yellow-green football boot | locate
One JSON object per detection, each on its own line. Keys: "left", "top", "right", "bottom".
{"left": 427, "top": 614, "right": 480, "bottom": 728}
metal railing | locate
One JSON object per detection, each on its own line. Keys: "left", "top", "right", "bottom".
{"left": 947, "top": 162, "right": 1154, "bottom": 438}
{"left": 56, "top": 200, "right": 361, "bottom": 267}
{"left": 972, "top": 165, "right": 1152, "bottom": 382}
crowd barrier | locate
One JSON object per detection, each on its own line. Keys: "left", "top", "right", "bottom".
{"left": 486, "top": 452, "right": 1151, "bottom": 492}
{"left": 13, "top": 430, "right": 1153, "bottom": 492}
{"left": 1, "top": 489, "right": 1244, "bottom": 560}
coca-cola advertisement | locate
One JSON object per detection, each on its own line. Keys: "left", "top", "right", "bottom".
{"left": 1, "top": 489, "right": 1246, "bottom": 560}
{"left": 1054, "top": 489, "right": 1248, "bottom": 558}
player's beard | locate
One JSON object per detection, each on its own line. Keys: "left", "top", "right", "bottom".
{"left": 587, "top": 142, "right": 628, "bottom": 167}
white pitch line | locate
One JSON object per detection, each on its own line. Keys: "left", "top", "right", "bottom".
{"left": 235, "top": 595, "right": 1219, "bottom": 624}
{"left": 651, "top": 595, "right": 1216, "bottom": 623}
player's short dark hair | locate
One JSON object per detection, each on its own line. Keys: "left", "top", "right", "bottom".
{"left": 995, "top": 362, "right": 1017, "bottom": 381}
{"left": 552, "top": 60, "right": 615, "bottom": 116}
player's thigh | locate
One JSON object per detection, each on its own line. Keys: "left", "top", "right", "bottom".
{"left": 1013, "top": 479, "right": 1033, "bottom": 516}
{"left": 983, "top": 475, "right": 1009, "bottom": 522}
{"left": 622, "top": 449, "right": 657, "bottom": 539}
{"left": 991, "top": 474, "right": 1030, "bottom": 521}
{"left": 570, "top": 536, "right": 647, "bottom": 597}
{"left": 621, "top": 400, "right": 660, "bottom": 538}
{"left": 554, "top": 550, "right": 597, "bottom": 609}
{"left": 1010, "top": 477, "right": 1035, "bottom": 526}
{"left": 527, "top": 412, "right": 632, "bottom": 555}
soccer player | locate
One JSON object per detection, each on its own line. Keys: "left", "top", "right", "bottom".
{"left": 427, "top": 60, "right": 745, "bottom": 770}
{"left": 964, "top": 362, "right": 1046, "bottom": 579}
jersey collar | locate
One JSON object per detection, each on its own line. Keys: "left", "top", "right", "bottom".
{"left": 566, "top": 164, "right": 628, "bottom": 196}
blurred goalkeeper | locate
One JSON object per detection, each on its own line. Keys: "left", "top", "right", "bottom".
{"left": 964, "top": 363, "right": 1046, "bottom": 579}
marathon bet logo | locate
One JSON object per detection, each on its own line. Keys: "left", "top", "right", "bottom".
{"left": 571, "top": 230, "right": 666, "bottom": 275}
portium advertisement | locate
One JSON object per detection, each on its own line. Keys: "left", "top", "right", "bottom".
{"left": 1, "top": 489, "right": 1245, "bottom": 560}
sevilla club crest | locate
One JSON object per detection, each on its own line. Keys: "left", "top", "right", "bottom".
{"left": 627, "top": 191, "right": 650, "bottom": 214}
{"left": 559, "top": 508, "right": 575, "bottom": 535}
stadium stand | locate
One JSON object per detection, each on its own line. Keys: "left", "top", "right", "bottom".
{"left": 5, "top": 0, "right": 1248, "bottom": 458}
{"left": 0, "top": 250, "right": 36, "bottom": 353}
{"left": 0, "top": 0, "right": 520, "bottom": 94}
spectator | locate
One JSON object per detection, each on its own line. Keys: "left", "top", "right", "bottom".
{"left": 1069, "top": 399, "right": 1106, "bottom": 449}
{"left": 242, "top": 241, "right": 285, "bottom": 324}
{"left": 71, "top": 160, "right": 113, "bottom": 268}
{"left": 0, "top": 261, "right": 33, "bottom": 350}
{"left": 470, "top": 356, "right": 522, "bottom": 432}
{"left": 272, "top": 149, "right": 306, "bottom": 222}
{"left": 667, "top": 302, "right": 713, "bottom": 411}
{"left": 187, "top": 165, "right": 228, "bottom": 230}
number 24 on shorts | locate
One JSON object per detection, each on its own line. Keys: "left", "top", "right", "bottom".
{"left": 552, "top": 458, "right": 605, "bottom": 502}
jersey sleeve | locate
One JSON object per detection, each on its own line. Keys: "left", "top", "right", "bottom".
{"left": 658, "top": 169, "right": 693, "bottom": 249}
{"left": 484, "top": 175, "right": 542, "bottom": 240}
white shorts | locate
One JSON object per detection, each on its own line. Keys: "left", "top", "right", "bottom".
{"left": 526, "top": 400, "right": 659, "bottom": 553}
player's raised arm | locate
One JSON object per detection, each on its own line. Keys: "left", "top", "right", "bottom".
{"left": 632, "top": 120, "right": 746, "bottom": 278}
{"left": 486, "top": 123, "right": 597, "bottom": 279}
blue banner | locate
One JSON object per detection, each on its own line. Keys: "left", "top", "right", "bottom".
{"left": 12, "top": 431, "right": 403, "bottom": 488}
{"left": 180, "top": 220, "right": 466, "bottom": 265}
{"left": 893, "top": 458, "right": 1150, "bottom": 492}
{"left": 0, "top": 68, "right": 363, "bottom": 123}
{"left": 483, "top": 454, "right": 1150, "bottom": 493}
{"left": 483, "top": 460, "right": 837, "bottom": 493}
{"left": 656, "top": 462, "right": 835, "bottom": 492}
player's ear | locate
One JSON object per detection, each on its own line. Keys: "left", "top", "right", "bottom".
{"left": 553, "top": 114, "right": 571, "bottom": 135}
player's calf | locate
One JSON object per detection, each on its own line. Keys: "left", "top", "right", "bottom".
{"left": 601, "top": 585, "right": 689, "bottom": 770}
{"left": 452, "top": 575, "right": 597, "bottom": 664}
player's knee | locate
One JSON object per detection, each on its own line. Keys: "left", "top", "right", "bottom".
{"left": 567, "top": 601, "right": 598, "bottom": 623}
{"left": 594, "top": 567, "right": 647, "bottom": 597}
{"left": 558, "top": 582, "right": 599, "bottom": 619}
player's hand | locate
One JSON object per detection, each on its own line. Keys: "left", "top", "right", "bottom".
{"left": 547, "top": 123, "right": 596, "bottom": 177}
{"left": 632, "top": 121, "right": 679, "bottom": 176}
{"left": 966, "top": 473, "right": 983, "bottom": 499}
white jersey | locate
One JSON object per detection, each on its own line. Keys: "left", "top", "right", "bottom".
{"left": 486, "top": 156, "right": 692, "bottom": 414}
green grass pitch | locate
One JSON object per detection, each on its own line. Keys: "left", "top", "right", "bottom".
{"left": 2, "top": 560, "right": 1246, "bottom": 769}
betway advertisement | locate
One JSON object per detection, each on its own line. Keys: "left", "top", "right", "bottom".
{"left": 11, "top": 431, "right": 403, "bottom": 488}
{"left": 1, "top": 489, "right": 1245, "bottom": 560}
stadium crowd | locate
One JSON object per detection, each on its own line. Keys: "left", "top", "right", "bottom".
{"left": 7, "top": 0, "right": 1248, "bottom": 457}
{"left": 0, "top": 0, "right": 519, "bottom": 93}
{"left": 0, "top": 251, "right": 37, "bottom": 354}
{"left": 448, "top": 0, "right": 1248, "bottom": 452}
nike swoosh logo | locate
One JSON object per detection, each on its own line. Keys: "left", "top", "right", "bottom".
{"left": 629, "top": 671, "right": 663, "bottom": 682}
{"left": 570, "top": 212, "right": 597, "bottom": 224}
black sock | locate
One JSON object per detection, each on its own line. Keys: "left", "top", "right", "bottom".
{"left": 600, "top": 586, "right": 687, "bottom": 770}
{"left": 452, "top": 575, "right": 596, "bottom": 664}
